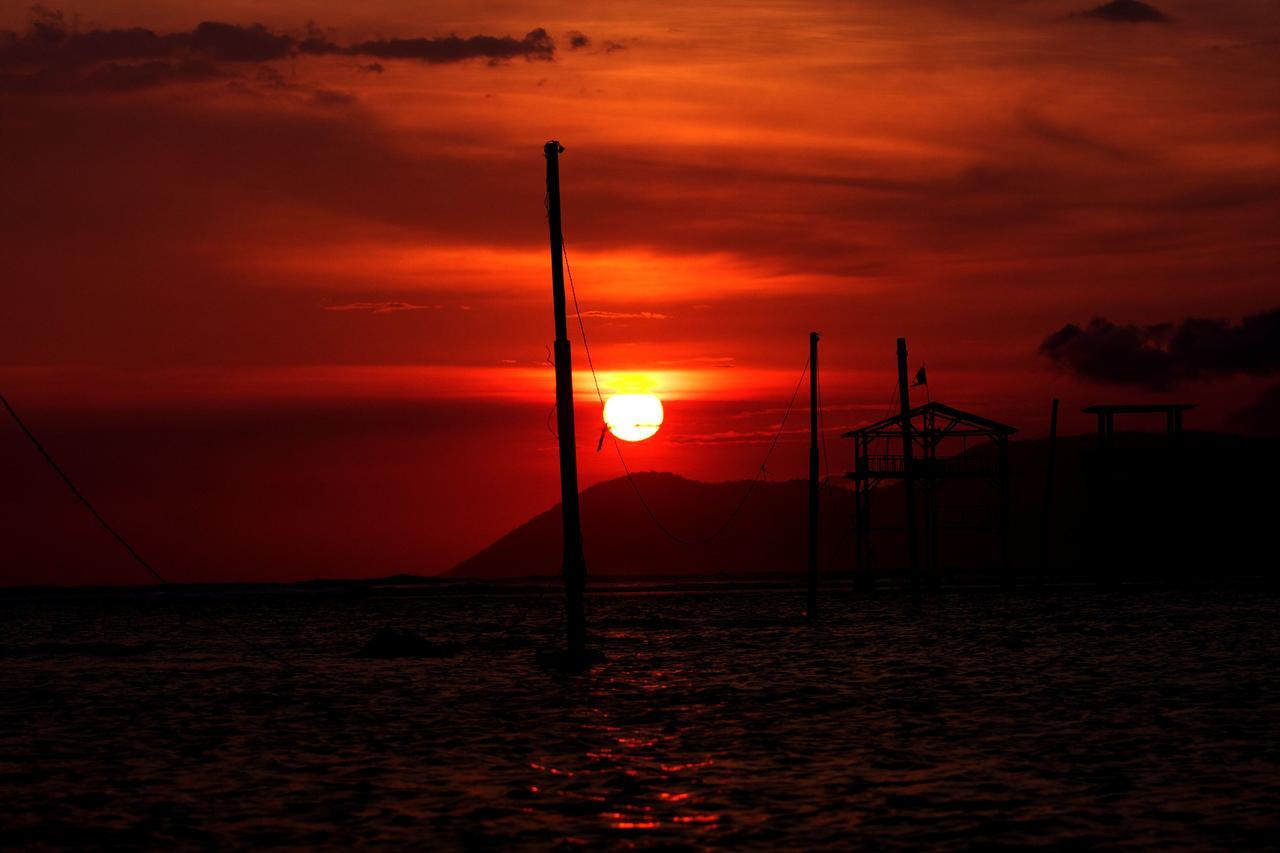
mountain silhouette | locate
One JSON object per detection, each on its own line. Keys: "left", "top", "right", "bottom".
{"left": 448, "top": 432, "right": 1280, "bottom": 583}
{"left": 448, "top": 472, "right": 854, "bottom": 579}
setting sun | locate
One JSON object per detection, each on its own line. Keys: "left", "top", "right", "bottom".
{"left": 603, "top": 393, "right": 664, "bottom": 442}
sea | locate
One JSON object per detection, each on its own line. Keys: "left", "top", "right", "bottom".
{"left": 2, "top": 583, "right": 1278, "bottom": 849}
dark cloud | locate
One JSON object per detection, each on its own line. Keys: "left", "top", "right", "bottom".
{"left": 567, "top": 31, "right": 590, "bottom": 50}
{"left": 1039, "top": 308, "right": 1280, "bottom": 390}
{"left": 188, "top": 21, "right": 294, "bottom": 62}
{"left": 1078, "top": 1, "right": 1170, "bottom": 23}
{"left": 1227, "top": 383, "right": 1280, "bottom": 436}
{"left": 0, "top": 10, "right": 555, "bottom": 92}
{"left": 317, "top": 29, "right": 554, "bottom": 64}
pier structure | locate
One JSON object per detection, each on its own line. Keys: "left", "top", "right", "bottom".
{"left": 845, "top": 398, "right": 1017, "bottom": 590}
{"left": 1084, "top": 403, "right": 1196, "bottom": 449}
{"left": 1081, "top": 402, "right": 1197, "bottom": 584}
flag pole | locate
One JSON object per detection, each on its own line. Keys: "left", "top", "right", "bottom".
{"left": 897, "top": 338, "right": 921, "bottom": 596}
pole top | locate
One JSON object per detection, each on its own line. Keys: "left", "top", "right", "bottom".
{"left": 810, "top": 330, "right": 820, "bottom": 340}
{"left": 544, "top": 140, "right": 565, "bottom": 157}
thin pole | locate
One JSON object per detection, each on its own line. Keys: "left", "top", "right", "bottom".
{"left": 998, "top": 434, "right": 1012, "bottom": 589}
{"left": 545, "top": 140, "right": 587, "bottom": 664}
{"left": 1039, "top": 397, "right": 1059, "bottom": 585}
{"left": 807, "top": 331, "right": 819, "bottom": 621}
{"left": 853, "top": 435, "right": 872, "bottom": 593}
{"left": 897, "top": 338, "right": 920, "bottom": 594}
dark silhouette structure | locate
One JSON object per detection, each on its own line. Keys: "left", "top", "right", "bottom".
{"left": 544, "top": 140, "right": 589, "bottom": 667}
{"left": 1084, "top": 403, "right": 1196, "bottom": 448}
{"left": 1039, "top": 397, "right": 1060, "bottom": 583}
{"left": 845, "top": 346, "right": 1017, "bottom": 589}
{"left": 1081, "top": 402, "right": 1197, "bottom": 584}
{"left": 806, "top": 332, "right": 820, "bottom": 621}
{"left": 895, "top": 338, "right": 921, "bottom": 593}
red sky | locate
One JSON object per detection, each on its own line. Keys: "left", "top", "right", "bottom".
{"left": 2, "top": 0, "right": 1278, "bottom": 584}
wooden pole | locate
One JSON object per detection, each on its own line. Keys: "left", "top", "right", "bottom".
{"left": 1038, "top": 397, "right": 1059, "bottom": 585}
{"left": 807, "top": 332, "right": 819, "bottom": 621}
{"left": 998, "top": 434, "right": 1012, "bottom": 589}
{"left": 853, "top": 435, "right": 872, "bottom": 593}
{"left": 545, "top": 140, "right": 588, "bottom": 664}
{"left": 897, "top": 338, "right": 920, "bottom": 594}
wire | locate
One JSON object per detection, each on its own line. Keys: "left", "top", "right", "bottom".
{"left": 1, "top": 393, "right": 312, "bottom": 675}
{"left": 561, "top": 238, "right": 811, "bottom": 546}
{"left": 611, "top": 359, "right": 808, "bottom": 545}
{"left": 562, "top": 243, "right": 605, "bottom": 407}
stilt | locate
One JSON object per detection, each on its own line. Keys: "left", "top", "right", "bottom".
{"left": 1038, "top": 397, "right": 1059, "bottom": 586}
{"left": 852, "top": 435, "right": 873, "bottom": 593}
{"left": 807, "top": 332, "right": 820, "bottom": 621}
{"left": 897, "top": 338, "right": 921, "bottom": 595}
{"left": 998, "top": 434, "right": 1012, "bottom": 589}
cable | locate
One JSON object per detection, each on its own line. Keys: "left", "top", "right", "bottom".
{"left": 561, "top": 238, "right": 811, "bottom": 545}
{"left": 611, "top": 358, "right": 808, "bottom": 545}
{"left": 1, "top": 393, "right": 312, "bottom": 675}
{"left": 562, "top": 243, "right": 605, "bottom": 407}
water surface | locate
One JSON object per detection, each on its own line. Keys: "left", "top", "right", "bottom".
{"left": 2, "top": 586, "right": 1278, "bottom": 848}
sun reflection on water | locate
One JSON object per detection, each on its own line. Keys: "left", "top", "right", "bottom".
{"left": 521, "top": 647, "right": 729, "bottom": 838}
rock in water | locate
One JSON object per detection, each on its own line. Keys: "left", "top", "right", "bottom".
{"left": 358, "top": 627, "right": 462, "bottom": 659}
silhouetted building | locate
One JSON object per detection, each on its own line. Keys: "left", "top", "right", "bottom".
{"left": 1081, "top": 403, "right": 1198, "bottom": 583}
{"left": 844, "top": 402, "right": 1017, "bottom": 589}
{"left": 1084, "top": 403, "right": 1196, "bottom": 449}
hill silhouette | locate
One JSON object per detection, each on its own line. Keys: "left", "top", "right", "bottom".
{"left": 448, "top": 432, "right": 1280, "bottom": 583}
{"left": 448, "top": 472, "right": 854, "bottom": 580}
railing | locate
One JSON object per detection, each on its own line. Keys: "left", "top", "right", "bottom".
{"left": 854, "top": 454, "right": 1001, "bottom": 476}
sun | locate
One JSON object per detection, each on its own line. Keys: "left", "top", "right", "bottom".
{"left": 603, "top": 393, "right": 664, "bottom": 442}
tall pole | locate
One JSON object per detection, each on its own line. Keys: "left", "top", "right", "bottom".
{"left": 897, "top": 338, "right": 920, "bottom": 594}
{"left": 807, "top": 332, "right": 820, "bottom": 622}
{"left": 545, "top": 140, "right": 587, "bottom": 664}
{"left": 1038, "top": 397, "right": 1059, "bottom": 586}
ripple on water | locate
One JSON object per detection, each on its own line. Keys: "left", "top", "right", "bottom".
{"left": 1, "top": 588, "right": 1279, "bottom": 847}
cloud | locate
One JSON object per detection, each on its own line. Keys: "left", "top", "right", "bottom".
{"left": 1039, "top": 307, "right": 1280, "bottom": 390}
{"left": 1226, "top": 383, "right": 1280, "bottom": 436}
{"left": 305, "top": 29, "right": 555, "bottom": 65}
{"left": 0, "top": 10, "right": 555, "bottom": 92}
{"left": 573, "top": 310, "right": 670, "bottom": 320}
{"left": 308, "top": 88, "right": 356, "bottom": 107}
{"left": 567, "top": 31, "right": 590, "bottom": 50}
{"left": 1078, "top": 1, "right": 1170, "bottom": 23}
{"left": 1, "top": 58, "right": 221, "bottom": 92}
{"left": 188, "top": 21, "right": 295, "bottom": 62}
{"left": 1017, "top": 109, "right": 1134, "bottom": 162}
{"left": 322, "top": 301, "right": 434, "bottom": 313}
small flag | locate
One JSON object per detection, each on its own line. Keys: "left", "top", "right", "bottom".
{"left": 912, "top": 365, "right": 928, "bottom": 387}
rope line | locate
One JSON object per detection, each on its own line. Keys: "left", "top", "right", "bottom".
{"left": 562, "top": 243, "right": 605, "bottom": 406}
{"left": 561, "top": 240, "right": 811, "bottom": 546}
{"left": 1, "top": 393, "right": 310, "bottom": 675}
{"left": 611, "top": 358, "right": 808, "bottom": 545}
